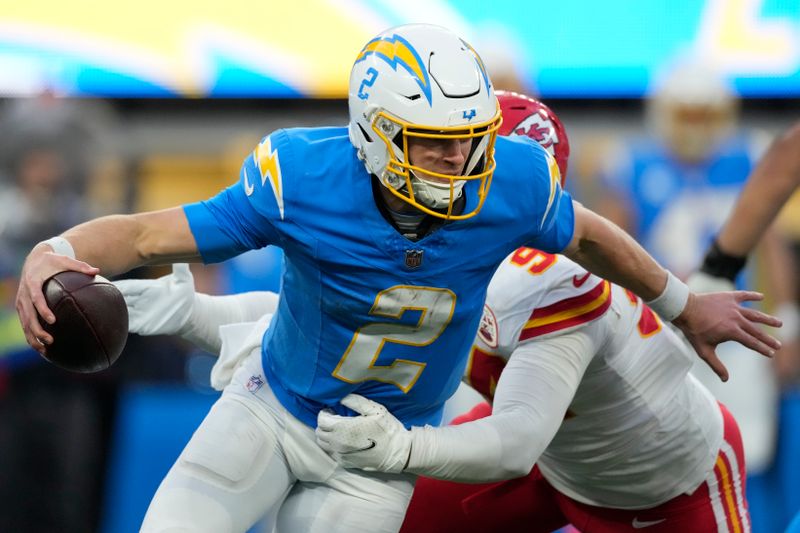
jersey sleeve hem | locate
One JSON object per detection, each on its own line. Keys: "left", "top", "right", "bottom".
{"left": 183, "top": 202, "right": 243, "bottom": 264}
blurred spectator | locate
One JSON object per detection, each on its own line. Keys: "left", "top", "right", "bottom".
{"left": 592, "top": 57, "right": 798, "bottom": 530}
{"left": 0, "top": 94, "right": 190, "bottom": 533}
{"left": 0, "top": 94, "right": 116, "bottom": 533}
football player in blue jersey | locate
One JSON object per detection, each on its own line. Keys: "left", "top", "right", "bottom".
{"left": 16, "top": 24, "right": 781, "bottom": 533}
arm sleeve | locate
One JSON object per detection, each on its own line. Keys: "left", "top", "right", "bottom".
{"left": 405, "top": 318, "right": 605, "bottom": 482}
{"left": 179, "top": 291, "right": 279, "bottom": 355}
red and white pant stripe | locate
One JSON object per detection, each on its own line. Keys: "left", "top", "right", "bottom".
{"left": 707, "top": 440, "right": 750, "bottom": 533}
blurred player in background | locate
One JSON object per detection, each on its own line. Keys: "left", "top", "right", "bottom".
{"left": 594, "top": 59, "right": 797, "bottom": 489}
{"left": 16, "top": 24, "right": 779, "bottom": 533}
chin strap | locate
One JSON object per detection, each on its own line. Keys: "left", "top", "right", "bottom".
{"left": 372, "top": 176, "right": 468, "bottom": 241}
{"left": 408, "top": 170, "right": 465, "bottom": 210}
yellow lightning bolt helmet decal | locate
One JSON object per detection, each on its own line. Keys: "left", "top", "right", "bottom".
{"left": 355, "top": 34, "right": 432, "bottom": 104}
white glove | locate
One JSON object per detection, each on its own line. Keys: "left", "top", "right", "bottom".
{"left": 113, "top": 264, "right": 196, "bottom": 336}
{"left": 686, "top": 270, "right": 735, "bottom": 294}
{"left": 316, "top": 394, "right": 412, "bottom": 474}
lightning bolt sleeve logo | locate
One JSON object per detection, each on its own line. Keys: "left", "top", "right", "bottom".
{"left": 253, "top": 136, "right": 284, "bottom": 220}
{"left": 540, "top": 152, "right": 562, "bottom": 230}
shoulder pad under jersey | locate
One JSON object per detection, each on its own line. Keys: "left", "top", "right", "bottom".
{"left": 481, "top": 248, "right": 612, "bottom": 355}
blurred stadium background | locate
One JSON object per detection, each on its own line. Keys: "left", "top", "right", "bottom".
{"left": 0, "top": 1, "right": 799, "bottom": 532}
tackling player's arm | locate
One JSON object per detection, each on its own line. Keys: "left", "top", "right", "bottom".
{"left": 316, "top": 321, "right": 601, "bottom": 482}
{"left": 113, "top": 263, "right": 278, "bottom": 354}
{"left": 408, "top": 327, "right": 597, "bottom": 482}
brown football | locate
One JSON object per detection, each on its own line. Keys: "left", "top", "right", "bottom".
{"left": 39, "top": 271, "right": 128, "bottom": 373}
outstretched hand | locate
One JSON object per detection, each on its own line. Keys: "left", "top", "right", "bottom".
{"left": 673, "top": 291, "right": 782, "bottom": 381}
{"left": 316, "top": 394, "right": 412, "bottom": 473}
{"left": 113, "top": 264, "right": 196, "bottom": 336}
{"left": 16, "top": 243, "right": 100, "bottom": 354}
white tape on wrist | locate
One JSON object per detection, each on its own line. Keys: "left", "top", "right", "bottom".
{"left": 646, "top": 271, "right": 690, "bottom": 322}
{"left": 41, "top": 236, "right": 76, "bottom": 259}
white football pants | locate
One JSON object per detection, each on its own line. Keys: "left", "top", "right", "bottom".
{"left": 140, "top": 349, "right": 416, "bottom": 533}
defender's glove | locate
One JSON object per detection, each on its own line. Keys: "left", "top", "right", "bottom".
{"left": 113, "top": 264, "right": 195, "bottom": 336}
{"left": 316, "top": 394, "right": 412, "bottom": 474}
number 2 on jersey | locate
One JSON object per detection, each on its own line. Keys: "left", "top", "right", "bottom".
{"left": 332, "top": 286, "right": 456, "bottom": 393}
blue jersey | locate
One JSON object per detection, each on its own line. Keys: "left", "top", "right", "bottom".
{"left": 603, "top": 134, "right": 760, "bottom": 281}
{"left": 184, "top": 127, "right": 574, "bottom": 428}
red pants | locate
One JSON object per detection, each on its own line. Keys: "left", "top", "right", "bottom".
{"left": 401, "top": 402, "right": 749, "bottom": 533}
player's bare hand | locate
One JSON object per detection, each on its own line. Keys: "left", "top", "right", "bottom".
{"left": 672, "top": 291, "right": 782, "bottom": 382}
{"left": 15, "top": 242, "right": 100, "bottom": 354}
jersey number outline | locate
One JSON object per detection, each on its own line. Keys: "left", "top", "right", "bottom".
{"left": 332, "top": 285, "right": 456, "bottom": 393}
{"left": 624, "top": 290, "right": 662, "bottom": 337}
{"left": 510, "top": 247, "right": 558, "bottom": 275}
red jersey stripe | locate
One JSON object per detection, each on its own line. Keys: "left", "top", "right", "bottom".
{"left": 519, "top": 281, "right": 612, "bottom": 340}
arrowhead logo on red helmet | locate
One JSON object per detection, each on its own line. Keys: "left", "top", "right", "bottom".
{"left": 513, "top": 112, "right": 560, "bottom": 152}
{"left": 496, "top": 90, "right": 571, "bottom": 184}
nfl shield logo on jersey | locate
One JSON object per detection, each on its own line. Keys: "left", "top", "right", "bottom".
{"left": 405, "top": 249, "right": 424, "bottom": 269}
{"left": 246, "top": 374, "right": 265, "bottom": 394}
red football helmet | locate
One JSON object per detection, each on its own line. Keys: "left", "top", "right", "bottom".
{"left": 497, "top": 90, "right": 570, "bottom": 184}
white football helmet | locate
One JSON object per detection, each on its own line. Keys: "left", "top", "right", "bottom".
{"left": 348, "top": 24, "right": 502, "bottom": 219}
{"left": 648, "top": 59, "right": 738, "bottom": 163}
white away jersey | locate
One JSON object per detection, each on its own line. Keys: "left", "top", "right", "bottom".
{"left": 465, "top": 248, "right": 724, "bottom": 508}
